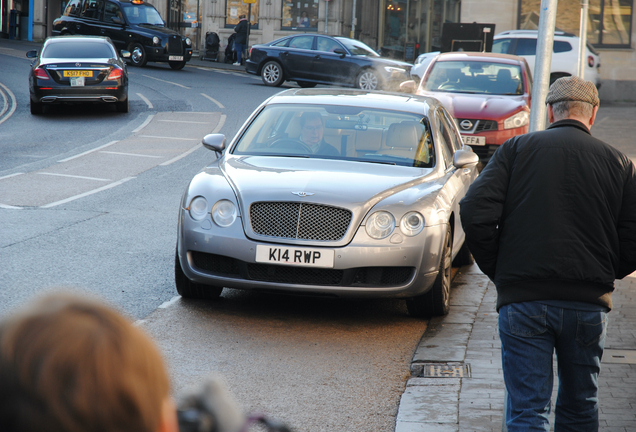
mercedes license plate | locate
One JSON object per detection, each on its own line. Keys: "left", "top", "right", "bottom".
{"left": 462, "top": 135, "right": 486, "bottom": 146}
{"left": 255, "top": 245, "right": 334, "bottom": 268}
{"left": 64, "top": 70, "right": 92, "bottom": 77}
{"left": 169, "top": 55, "right": 183, "bottom": 61}
{"left": 70, "top": 77, "right": 86, "bottom": 87}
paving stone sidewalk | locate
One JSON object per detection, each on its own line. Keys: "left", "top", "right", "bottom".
{"left": 396, "top": 264, "right": 636, "bottom": 432}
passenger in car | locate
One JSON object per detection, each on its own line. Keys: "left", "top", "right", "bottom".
{"left": 299, "top": 112, "right": 339, "bottom": 156}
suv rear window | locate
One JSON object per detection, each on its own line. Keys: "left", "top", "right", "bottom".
{"left": 510, "top": 38, "right": 573, "bottom": 55}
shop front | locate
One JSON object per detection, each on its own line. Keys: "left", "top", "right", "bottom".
{"left": 378, "top": 0, "right": 460, "bottom": 61}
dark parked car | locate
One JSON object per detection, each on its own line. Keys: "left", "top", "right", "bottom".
{"left": 52, "top": 0, "right": 192, "bottom": 70}
{"left": 27, "top": 36, "right": 129, "bottom": 114}
{"left": 246, "top": 35, "right": 412, "bottom": 90}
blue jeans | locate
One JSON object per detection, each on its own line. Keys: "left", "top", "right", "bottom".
{"left": 234, "top": 42, "right": 244, "bottom": 64}
{"left": 499, "top": 301, "right": 608, "bottom": 432}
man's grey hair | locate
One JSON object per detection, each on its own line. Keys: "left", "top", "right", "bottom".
{"left": 550, "top": 100, "right": 594, "bottom": 121}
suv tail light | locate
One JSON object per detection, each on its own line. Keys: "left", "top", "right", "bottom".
{"left": 34, "top": 67, "right": 50, "bottom": 80}
{"left": 588, "top": 55, "right": 595, "bottom": 68}
{"left": 107, "top": 68, "right": 123, "bottom": 80}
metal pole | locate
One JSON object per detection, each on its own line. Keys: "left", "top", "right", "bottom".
{"left": 351, "top": 0, "right": 356, "bottom": 38}
{"left": 246, "top": 3, "right": 251, "bottom": 61}
{"left": 528, "top": 0, "right": 558, "bottom": 133}
{"left": 578, "top": 0, "right": 589, "bottom": 77}
{"left": 325, "top": 0, "right": 328, "bottom": 34}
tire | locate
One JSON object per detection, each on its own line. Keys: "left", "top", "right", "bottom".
{"left": 30, "top": 100, "right": 43, "bottom": 115}
{"left": 452, "top": 239, "right": 474, "bottom": 267}
{"left": 406, "top": 224, "right": 452, "bottom": 318}
{"left": 115, "top": 97, "right": 128, "bottom": 113}
{"left": 261, "top": 61, "right": 284, "bottom": 87}
{"left": 129, "top": 43, "right": 147, "bottom": 67}
{"left": 356, "top": 69, "right": 381, "bottom": 90}
{"left": 169, "top": 60, "right": 186, "bottom": 70}
{"left": 175, "top": 252, "right": 223, "bottom": 299}
{"left": 297, "top": 81, "right": 317, "bottom": 88}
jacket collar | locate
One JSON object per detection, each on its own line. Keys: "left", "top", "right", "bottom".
{"left": 547, "top": 119, "right": 591, "bottom": 135}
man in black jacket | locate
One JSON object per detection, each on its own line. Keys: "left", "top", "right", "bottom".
{"left": 459, "top": 76, "right": 636, "bottom": 431}
{"left": 232, "top": 14, "right": 248, "bottom": 66}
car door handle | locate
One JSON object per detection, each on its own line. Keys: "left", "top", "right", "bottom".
{"left": 101, "top": 29, "right": 106, "bottom": 34}
{"left": 282, "top": 51, "right": 289, "bottom": 56}
{"left": 76, "top": 24, "right": 81, "bottom": 29}
{"left": 314, "top": 55, "right": 321, "bottom": 59}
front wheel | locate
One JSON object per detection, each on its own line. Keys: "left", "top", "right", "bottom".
{"left": 169, "top": 60, "right": 186, "bottom": 70}
{"left": 261, "top": 61, "right": 284, "bottom": 87}
{"left": 406, "top": 224, "right": 452, "bottom": 318}
{"left": 129, "top": 43, "right": 147, "bottom": 67}
{"left": 175, "top": 252, "right": 223, "bottom": 299}
{"left": 356, "top": 69, "right": 381, "bottom": 90}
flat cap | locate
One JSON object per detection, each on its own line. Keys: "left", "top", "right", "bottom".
{"left": 545, "top": 75, "right": 599, "bottom": 107}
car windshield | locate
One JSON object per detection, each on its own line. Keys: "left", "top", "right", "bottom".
{"left": 42, "top": 41, "right": 115, "bottom": 58}
{"left": 232, "top": 104, "right": 435, "bottom": 168}
{"left": 335, "top": 38, "right": 380, "bottom": 57}
{"left": 422, "top": 60, "right": 524, "bottom": 95}
{"left": 122, "top": 4, "right": 164, "bottom": 26}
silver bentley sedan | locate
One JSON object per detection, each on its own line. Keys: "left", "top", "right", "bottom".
{"left": 175, "top": 89, "right": 479, "bottom": 317}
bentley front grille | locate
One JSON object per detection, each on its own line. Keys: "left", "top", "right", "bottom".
{"left": 250, "top": 202, "right": 352, "bottom": 241}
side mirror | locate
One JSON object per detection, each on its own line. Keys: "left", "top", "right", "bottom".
{"left": 202, "top": 133, "right": 226, "bottom": 154}
{"left": 120, "top": 50, "right": 131, "bottom": 59}
{"left": 453, "top": 148, "right": 479, "bottom": 168}
{"left": 26, "top": 50, "right": 38, "bottom": 58}
{"left": 333, "top": 48, "right": 346, "bottom": 58}
{"left": 399, "top": 80, "right": 417, "bottom": 94}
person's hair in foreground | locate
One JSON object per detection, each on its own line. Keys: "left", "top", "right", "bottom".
{"left": 0, "top": 293, "right": 176, "bottom": 432}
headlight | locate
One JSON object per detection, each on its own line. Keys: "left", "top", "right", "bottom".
{"left": 188, "top": 196, "right": 208, "bottom": 221}
{"left": 212, "top": 199, "right": 237, "bottom": 227}
{"left": 384, "top": 66, "right": 406, "bottom": 74}
{"left": 503, "top": 110, "right": 529, "bottom": 130}
{"left": 365, "top": 211, "right": 396, "bottom": 239}
{"left": 400, "top": 212, "right": 425, "bottom": 236}
{"left": 153, "top": 36, "right": 160, "bottom": 46}
{"left": 185, "top": 37, "right": 192, "bottom": 47}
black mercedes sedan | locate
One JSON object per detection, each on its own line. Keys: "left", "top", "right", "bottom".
{"left": 245, "top": 35, "right": 412, "bottom": 91}
{"left": 27, "top": 36, "right": 129, "bottom": 115}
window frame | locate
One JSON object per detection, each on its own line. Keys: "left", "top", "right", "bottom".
{"left": 224, "top": 0, "right": 259, "bottom": 30}
{"left": 281, "top": 1, "right": 319, "bottom": 31}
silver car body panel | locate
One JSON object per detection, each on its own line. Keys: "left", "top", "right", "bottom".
{"left": 176, "top": 89, "right": 478, "bottom": 298}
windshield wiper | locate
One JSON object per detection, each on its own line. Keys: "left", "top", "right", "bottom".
{"left": 357, "top": 159, "right": 397, "bottom": 165}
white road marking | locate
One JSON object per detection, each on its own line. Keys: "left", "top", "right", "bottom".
{"left": 132, "top": 114, "right": 155, "bottom": 133}
{"left": 158, "top": 296, "right": 181, "bottom": 309}
{"left": 58, "top": 140, "right": 119, "bottom": 162}
{"left": 0, "top": 172, "right": 24, "bottom": 180}
{"left": 41, "top": 177, "right": 136, "bottom": 208}
{"left": 231, "top": 73, "right": 245, "bottom": 78}
{"left": 139, "top": 135, "right": 198, "bottom": 141}
{"left": 158, "top": 119, "right": 210, "bottom": 124}
{"left": 0, "top": 82, "right": 17, "bottom": 126}
{"left": 213, "top": 114, "right": 227, "bottom": 133}
{"left": 137, "top": 92, "right": 153, "bottom": 109}
{"left": 38, "top": 172, "right": 111, "bottom": 181}
{"left": 0, "top": 203, "right": 23, "bottom": 209}
{"left": 160, "top": 143, "right": 201, "bottom": 166}
{"left": 201, "top": 93, "right": 225, "bottom": 109}
{"left": 100, "top": 151, "right": 163, "bottom": 158}
{"left": 142, "top": 74, "right": 190, "bottom": 89}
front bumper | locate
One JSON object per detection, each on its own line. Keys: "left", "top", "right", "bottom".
{"left": 462, "top": 125, "right": 528, "bottom": 162}
{"left": 177, "top": 210, "right": 445, "bottom": 299}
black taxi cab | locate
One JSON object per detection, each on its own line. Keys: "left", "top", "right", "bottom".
{"left": 52, "top": 0, "right": 192, "bottom": 70}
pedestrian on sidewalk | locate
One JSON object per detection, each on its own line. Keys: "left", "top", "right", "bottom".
{"left": 233, "top": 14, "right": 248, "bottom": 66}
{"left": 459, "top": 76, "right": 636, "bottom": 431}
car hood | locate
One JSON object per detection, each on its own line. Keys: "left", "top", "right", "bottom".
{"left": 132, "top": 24, "right": 181, "bottom": 38}
{"left": 368, "top": 57, "right": 412, "bottom": 70}
{"left": 416, "top": 91, "right": 527, "bottom": 120}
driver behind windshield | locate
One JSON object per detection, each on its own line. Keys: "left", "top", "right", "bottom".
{"left": 299, "top": 112, "right": 339, "bottom": 156}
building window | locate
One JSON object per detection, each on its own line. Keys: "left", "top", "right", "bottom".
{"left": 518, "top": 0, "right": 632, "bottom": 48}
{"left": 225, "top": 0, "right": 259, "bottom": 29}
{"left": 281, "top": 1, "right": 319, "bottom": 30}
